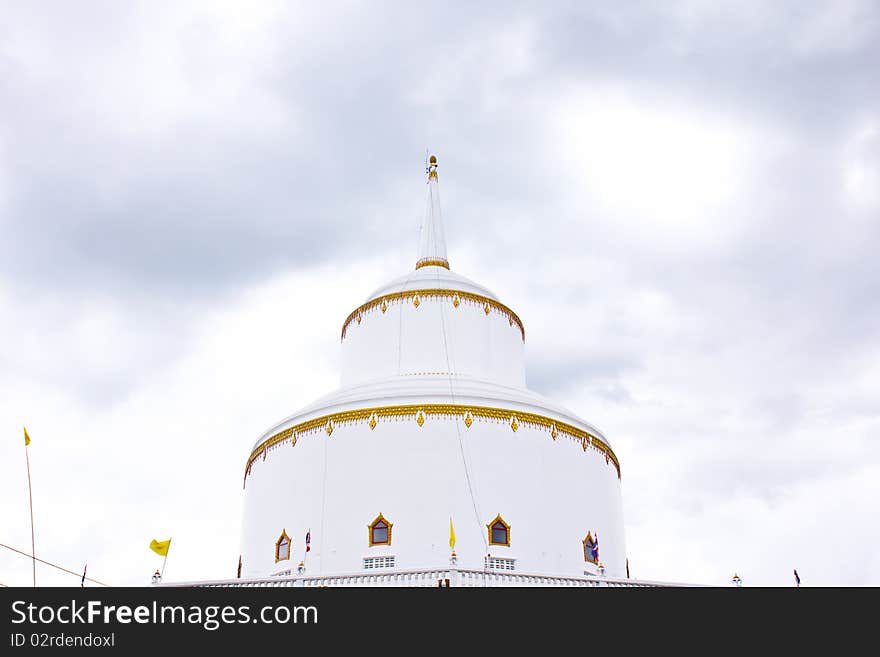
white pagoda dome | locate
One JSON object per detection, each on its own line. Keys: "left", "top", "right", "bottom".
{"left": 239, "top": 156, "right": 626, "bottom": 582}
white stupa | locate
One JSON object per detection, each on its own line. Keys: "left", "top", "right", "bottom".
{"left": 225, "top": 156, "right": 632, "bottom": 587}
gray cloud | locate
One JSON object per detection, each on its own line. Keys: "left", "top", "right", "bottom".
{"left": 1, "top": 1, "right": 878, "bottom": 585}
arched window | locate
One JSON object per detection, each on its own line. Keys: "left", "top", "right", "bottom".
{"left": 275, "top": 529, "right": 291, "bottom": 563}
{"left": 487, "top": 514, "right": 510, "bottom": 547}
{"left": 583, "top": 531, "right": 599, "bottom": 564}
{"left": 368, "top": 513, "right": 393, "bottom": 546}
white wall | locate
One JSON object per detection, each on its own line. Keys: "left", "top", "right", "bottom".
{"left": 341, "top": 296, "right": 526, "bottom": 387}
{"left": 240, "top": 414, "right": 625, "bottom": 579}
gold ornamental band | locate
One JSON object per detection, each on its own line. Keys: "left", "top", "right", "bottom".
{"left": 244, "top": 403, "right": 620, "bottom": 484}
{"left": 341, "top": 289, "right": 525, "bottom": 341}
{"left": 415, "top": 257, "right": 450, "bottom": 270}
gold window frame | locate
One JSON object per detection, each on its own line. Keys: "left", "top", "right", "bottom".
{"left": 487, "top": 514, "right": 511, "bottom": 547}
{"left": 275, "top": 529, "right": 292, "bottom": 563}
{"left": 368, "top": 513, "right": 393, "bottom": 547}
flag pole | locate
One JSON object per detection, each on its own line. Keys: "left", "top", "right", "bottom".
{"left": 302, "top": 528, "right": 311, "bottom": 572}
{"left": 24, "top": 430, "right": 36, "bottom": 589}
{"left": 160, "top": 539, "right": 171, "bottom": 579}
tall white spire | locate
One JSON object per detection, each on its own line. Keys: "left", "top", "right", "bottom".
{"left": 416, "top": 154, "right": 450, "bottom": 270}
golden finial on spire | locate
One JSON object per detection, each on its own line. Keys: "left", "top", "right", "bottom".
{"left": 416, "top": 151, "right": 449, "bottom": 270}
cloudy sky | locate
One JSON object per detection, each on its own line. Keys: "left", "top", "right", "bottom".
{"left": 1, "top": 0, "right": 878, "bottom": 587}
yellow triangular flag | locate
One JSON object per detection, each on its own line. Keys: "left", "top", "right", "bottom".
{"left": 449, "top": 517, "right": 456, "bottom": 550}
{"left": 150, "top": 538, "right": 171, "bottom": 556}
{"left": 23, "top": 426, "right": 31, "bottom": 446}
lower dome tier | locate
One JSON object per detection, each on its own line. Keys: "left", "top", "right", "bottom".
{"left": 240, "top": 379, "right": 625, "bottom": 579}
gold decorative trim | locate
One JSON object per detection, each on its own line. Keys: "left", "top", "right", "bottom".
{"left": 487, "top": 514, "right": 511, "bottom": 547}
{"left": 244, "top": 403, "right": 620, "bottom": 482}
{"left": 510, "top": 416, "right": 518, "bottom": 432}
{"left": 368, "top": 513, "right": 393, "bottom": 547}
{"left": 275, "top": 529, "right": 291, "bottom": 563}
{"left": 416, "top": 410, "right": 425, "bottom": 427}
{"left": 415, "top": 257, "right": 450, "bottom": 270}
{"left": 341, "top": 289, "right": 525, "bottom": 342}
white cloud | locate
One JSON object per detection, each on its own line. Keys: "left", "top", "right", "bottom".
{"left": 843, "top": 119, "right": 880, "bottom": 211}
{"left": 549, "top": 89, "right": 764, "bottom": 252}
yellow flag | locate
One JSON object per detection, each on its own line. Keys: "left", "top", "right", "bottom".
{"left": 449, "top": 517, "right": 456, "bottom": 550}
{"left": 150, "top": 539, "right": 171, "bottom": 556}
{"left": 23, "top": 426, "right": 31, "bottom": 446}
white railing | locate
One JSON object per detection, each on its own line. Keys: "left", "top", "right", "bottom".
{"left": 156, "top": 567, "right": 694, "bottom": 588}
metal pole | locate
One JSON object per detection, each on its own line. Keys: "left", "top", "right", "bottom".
{"left": 160, "top": 539, "right": 171, "bottom": 579}
{"left": 24, "top": 444, "right": 36, "bottom": 588}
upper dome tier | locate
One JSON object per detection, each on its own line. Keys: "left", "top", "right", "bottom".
{"left": 339, "top": 273, "right": 526, "bottom": 387}
{"left": 340, "top": 156, "right": 526, "bottom": 388}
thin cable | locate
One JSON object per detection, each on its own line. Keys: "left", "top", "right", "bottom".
{"left": 24, "top": 440, "right": 36, "bottom": 588}
{"left": 437, "top": 290, "right": 486, "bottom": 547}
{"left": 436, "top": 294, "right": 490, "bottom": 591}
{"left": 0, "top": 542, "right": 111, "bottom": 586}
{"left": 426, "top": 177, "right": 489, "bottom": 563}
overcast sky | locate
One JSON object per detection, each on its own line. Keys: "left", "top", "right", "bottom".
{"left": 2, "top": 1, "right": 878, "bottom": 587}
